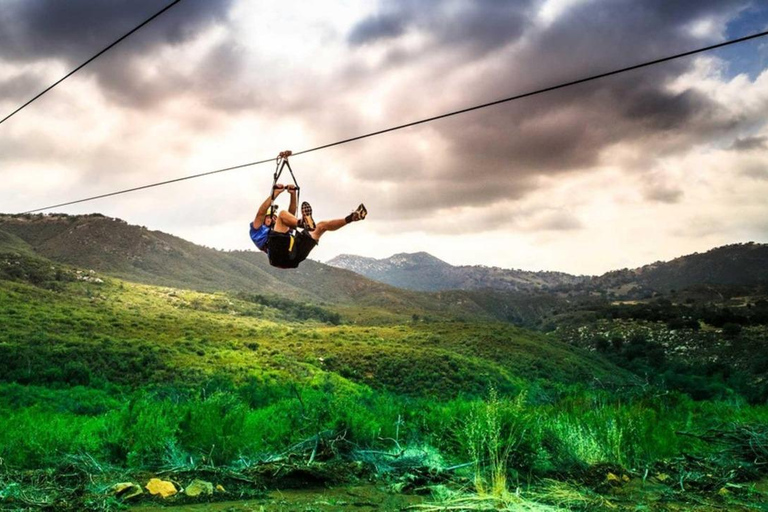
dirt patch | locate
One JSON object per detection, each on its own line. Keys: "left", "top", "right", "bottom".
{"left": 130, "top": 485, "right": 424, "bottom": 512}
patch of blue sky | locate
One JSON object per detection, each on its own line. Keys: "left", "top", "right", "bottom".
{"left": 720, "top": 3, "right": 768, "bottom": 80}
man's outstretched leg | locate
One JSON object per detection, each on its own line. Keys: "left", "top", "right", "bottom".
{"left": 310, "top": 203, "right": 367, "bottom": 242}
{"left": 275, "top": 200, "right": 366, "bottom": 240}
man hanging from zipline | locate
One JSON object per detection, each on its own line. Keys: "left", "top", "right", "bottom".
{"left": 249, "top": 151, "right": 367, "bottom": 269}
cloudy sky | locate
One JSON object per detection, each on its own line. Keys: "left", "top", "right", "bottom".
{"left": 2, "top": 0, "right": 768, "bottom": 275}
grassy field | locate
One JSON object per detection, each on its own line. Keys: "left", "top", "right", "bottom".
{"left": 0, "top": 258, "right": 625, "bottom": 394}
{"left": 1, "top": 258, "right": 767, "bottom": 510}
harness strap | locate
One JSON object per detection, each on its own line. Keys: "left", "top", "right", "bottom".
{"left": 267, "top": 151, "right": 301, "bottom": 238}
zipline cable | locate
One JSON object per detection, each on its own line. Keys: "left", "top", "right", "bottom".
{"left": 24, "top": 28, "right": 768, "bottom": 214}
{"left": 0, "top": 0, "right": 184, "bottom": 126}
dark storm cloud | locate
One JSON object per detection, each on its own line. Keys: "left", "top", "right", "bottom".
{"left": 620, "top": 88, "right": 704, "bottom": 131}
{"left": 349, "top": 0, "right": 537, "bottom": 57}
{"left": 341, "top": 0, "right": 754, "bottom": 213}
{"left": 349, "top": 13, "right": 407, "bottom": 45}
{"left": 0, "top": 0, "right": 237, "bottom": 107}
{"left": 374, "top": 172, "right": 539, "bottom": 220}
{"left": 731, "top": 135, "right": 768, "bottom": 151}
{"left": 0, "top": 0, "right": 232, "bottom": 62}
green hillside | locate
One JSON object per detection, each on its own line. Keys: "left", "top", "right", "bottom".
{"left": 0, "top": 229, "right": 34, "bottom": 255}
{"left": 0, "top": 214, "right": 567, "bottom": 325}
{"left": 572, "top": 242, "right": 768, "bottom": 298}
{"left": 637, "top": 242, "right": 768, "bottom": 290}
{"left": 0, "top": 213, "right": 308, "bottom": 298}
{"left": 0, "top": 254, "right": 625, "bottom": 396}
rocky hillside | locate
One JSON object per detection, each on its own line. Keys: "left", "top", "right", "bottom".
{"left": 328, "top": 244, "right": 768, "bottom": 297}
{"left": 327, "top": 252, "right": 587, "bottom": 292}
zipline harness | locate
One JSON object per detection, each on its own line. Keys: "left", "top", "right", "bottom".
{"left": 267, "top": 150, "right": 299, "bottom": 237}
{"left": 265, "top": 150, "right": 318, "bottom": 269}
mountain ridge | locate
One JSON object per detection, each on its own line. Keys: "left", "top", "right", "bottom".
{"left": 327, "top": 251, "right": 587, "bottom": 292}
{"left": 327, "top": 243, "right": 768, "bottom": 295}
{"left": 328, "top": 252, "right": 590, "bottom": 292}
{"left": 2, "top": 214, "right": 766, "bottom": 325}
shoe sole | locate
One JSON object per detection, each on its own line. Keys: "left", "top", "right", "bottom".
{"left": 301, "top": 202, "right": 316, "bottom": 231}
{"left": 357, "top": 204, "right": 367, "bottom": 220}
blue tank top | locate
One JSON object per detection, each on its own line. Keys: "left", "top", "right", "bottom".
{"left": 249, "top": 223, "right": 270, "bottom": 251}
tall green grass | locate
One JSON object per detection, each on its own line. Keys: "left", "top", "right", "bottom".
{"left": 462, "top": 388, "right": 526, "bottom": 497}
{"left": 2, "top": 381, "right": 766, "bottom": 480}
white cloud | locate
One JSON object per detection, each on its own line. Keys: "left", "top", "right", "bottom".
{"left": 537, "top": 0, "right": 594, "bottom": 27}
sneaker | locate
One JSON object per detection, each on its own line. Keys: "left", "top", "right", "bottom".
{"left": 299, "top": 201, "right": 316, "bottom": 231}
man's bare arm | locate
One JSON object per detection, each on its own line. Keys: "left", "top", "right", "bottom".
{"left": 253, "top": 185, "right": 284, "bottom": 228}
{"left": 287, "top": 184, "right": 298, "bottom": 215}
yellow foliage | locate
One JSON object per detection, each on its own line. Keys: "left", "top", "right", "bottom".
{"left": 145, "top": 478, "right": 177, "bottom": 498}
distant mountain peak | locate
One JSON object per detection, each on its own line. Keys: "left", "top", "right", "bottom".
{"left": 326, "top": 252, "right": 444, "bottom": 270}
{"left": 387, "top": 252, "right": 449, "bottom": 267}
{"left": 331, "top": 251, "right": 447, "bottom": 263}
{"left": 327, "top": 251, "right": 585, "bottom": 292}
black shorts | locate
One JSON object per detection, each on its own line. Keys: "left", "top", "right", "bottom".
{"left": 267, "top": 230, "right": 317, "bottom": 269}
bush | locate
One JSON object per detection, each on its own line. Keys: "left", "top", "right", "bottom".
{"left": 104, "top": 395, "right": 180, "bottom": 467}
{"left": 178, "top": 392, "right": 248, "bottom": 464}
